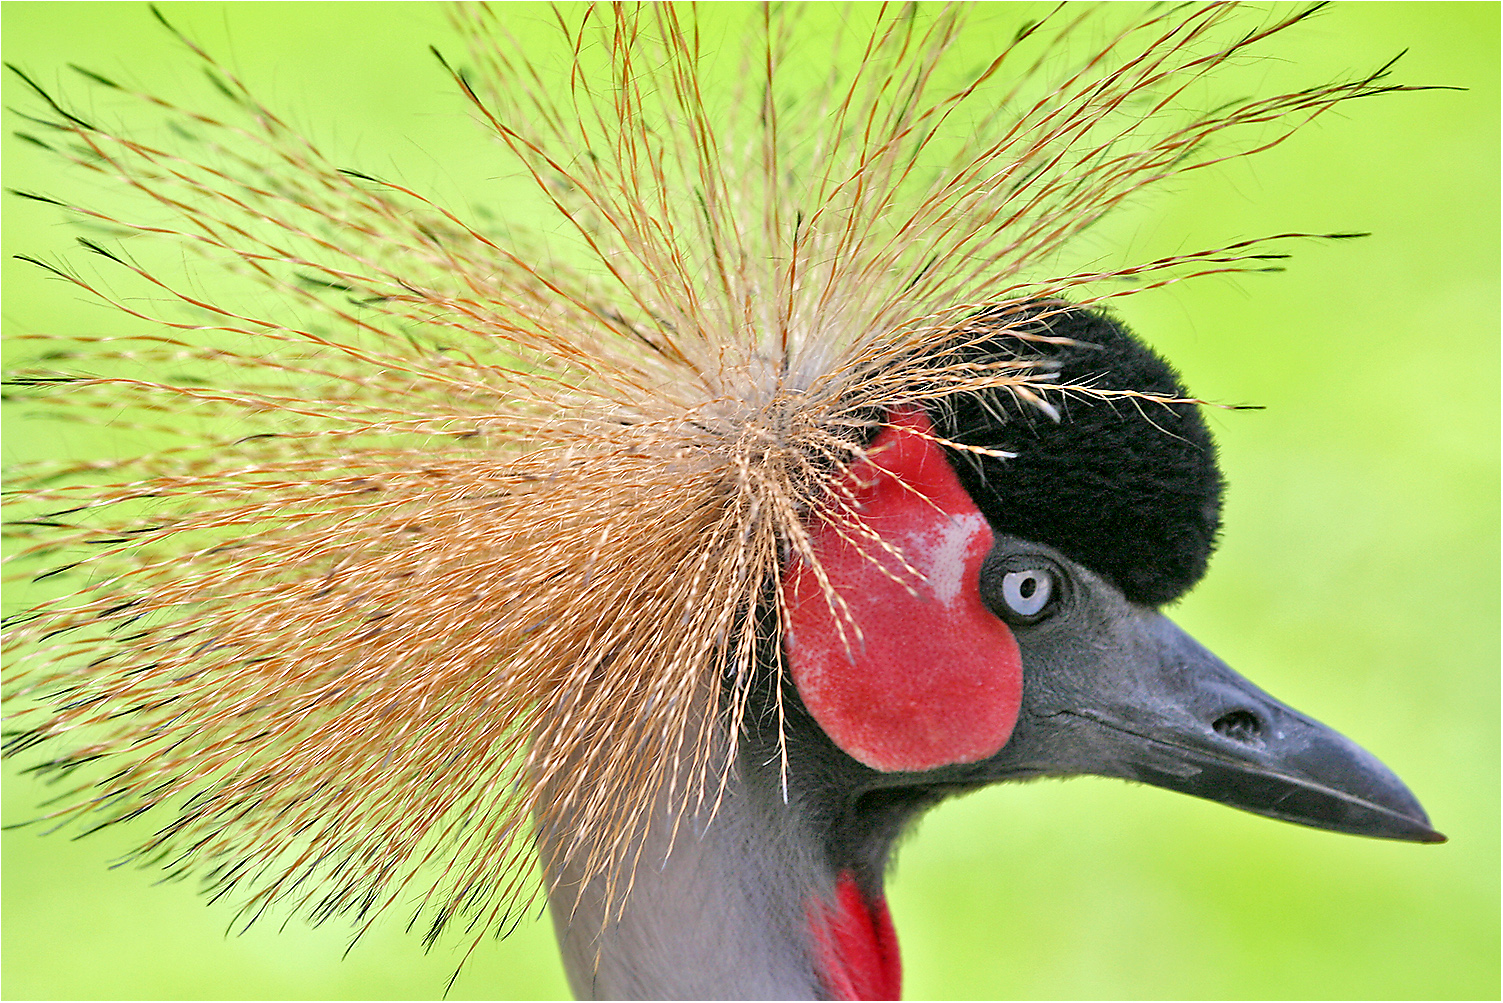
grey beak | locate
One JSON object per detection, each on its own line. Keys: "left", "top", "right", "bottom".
{"left": 1009, "top": 612, "right": 1444, "bottom": 844}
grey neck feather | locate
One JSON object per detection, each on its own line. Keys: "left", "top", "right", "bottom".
{"left": 541, "top": 780, "right": 836, "bottom": 1000}
{"left": 535, "top": 668, "right": 935, "bottom": 1000}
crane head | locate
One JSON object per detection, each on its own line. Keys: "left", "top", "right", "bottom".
{"left": 782, "top": 306, "right": 1440, "bottom": 843}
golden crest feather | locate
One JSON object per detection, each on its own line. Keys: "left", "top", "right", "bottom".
{"left": 3, "top": 0, "right": 1419, "bottom": 957}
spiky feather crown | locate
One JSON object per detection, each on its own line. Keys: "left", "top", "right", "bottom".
{"left": 3, "top": 2, "right": 1411, "bottom": 951}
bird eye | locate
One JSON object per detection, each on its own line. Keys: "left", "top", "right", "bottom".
{"left": 998, "top": 568, "right": 1056, "bottom": 623}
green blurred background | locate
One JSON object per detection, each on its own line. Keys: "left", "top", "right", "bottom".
{"left": 2, "top": 3, "right": 1496, "bottom": 999}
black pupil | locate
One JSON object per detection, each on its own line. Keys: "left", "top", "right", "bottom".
{"left": 1018, "top": 576, "right": 1037, "bottom": 599}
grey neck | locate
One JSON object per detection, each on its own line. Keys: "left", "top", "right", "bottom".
{"left": 542, "top": 783, "right": 834, "bottom": 1000}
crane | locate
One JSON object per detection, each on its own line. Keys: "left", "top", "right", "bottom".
{"left": 2, "top": 4, "right": 1463, "bottom": 999}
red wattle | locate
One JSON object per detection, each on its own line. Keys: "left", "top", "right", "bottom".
{"left": 784, "top": 407, "right": 1023, "bottom": 773}
{"left": 808, "top": 871, "right": 902, "bottom": 1001}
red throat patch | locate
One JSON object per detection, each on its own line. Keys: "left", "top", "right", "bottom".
{"left": 783, "top": 407, "right": 1022, "bottom": 773}
{"left": 808, "top": 871, "right": 902, "bottom": 1001}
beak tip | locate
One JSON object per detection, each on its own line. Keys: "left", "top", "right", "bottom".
{"left": 1352, "top": 797, "right": 1445, "bottom": 845}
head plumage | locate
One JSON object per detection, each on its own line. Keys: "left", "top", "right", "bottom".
{"left": 2, "top": 2, "right": 1414, "bottom": 956}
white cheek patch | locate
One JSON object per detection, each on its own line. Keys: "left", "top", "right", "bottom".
{"left": 902, "top": 511, "right": 988, "bottom": 609}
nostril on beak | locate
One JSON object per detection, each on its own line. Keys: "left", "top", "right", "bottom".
{"left": 1213, "top": 709, "right": 1264, "bottom": 745}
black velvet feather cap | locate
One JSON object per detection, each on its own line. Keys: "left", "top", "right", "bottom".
{"left": 933, "top": 307, "right": 1224, "bottom": 607}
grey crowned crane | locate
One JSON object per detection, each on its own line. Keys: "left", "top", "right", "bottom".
{"left": 2, "top": 4, "right": 1450, "bottom": 1000}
